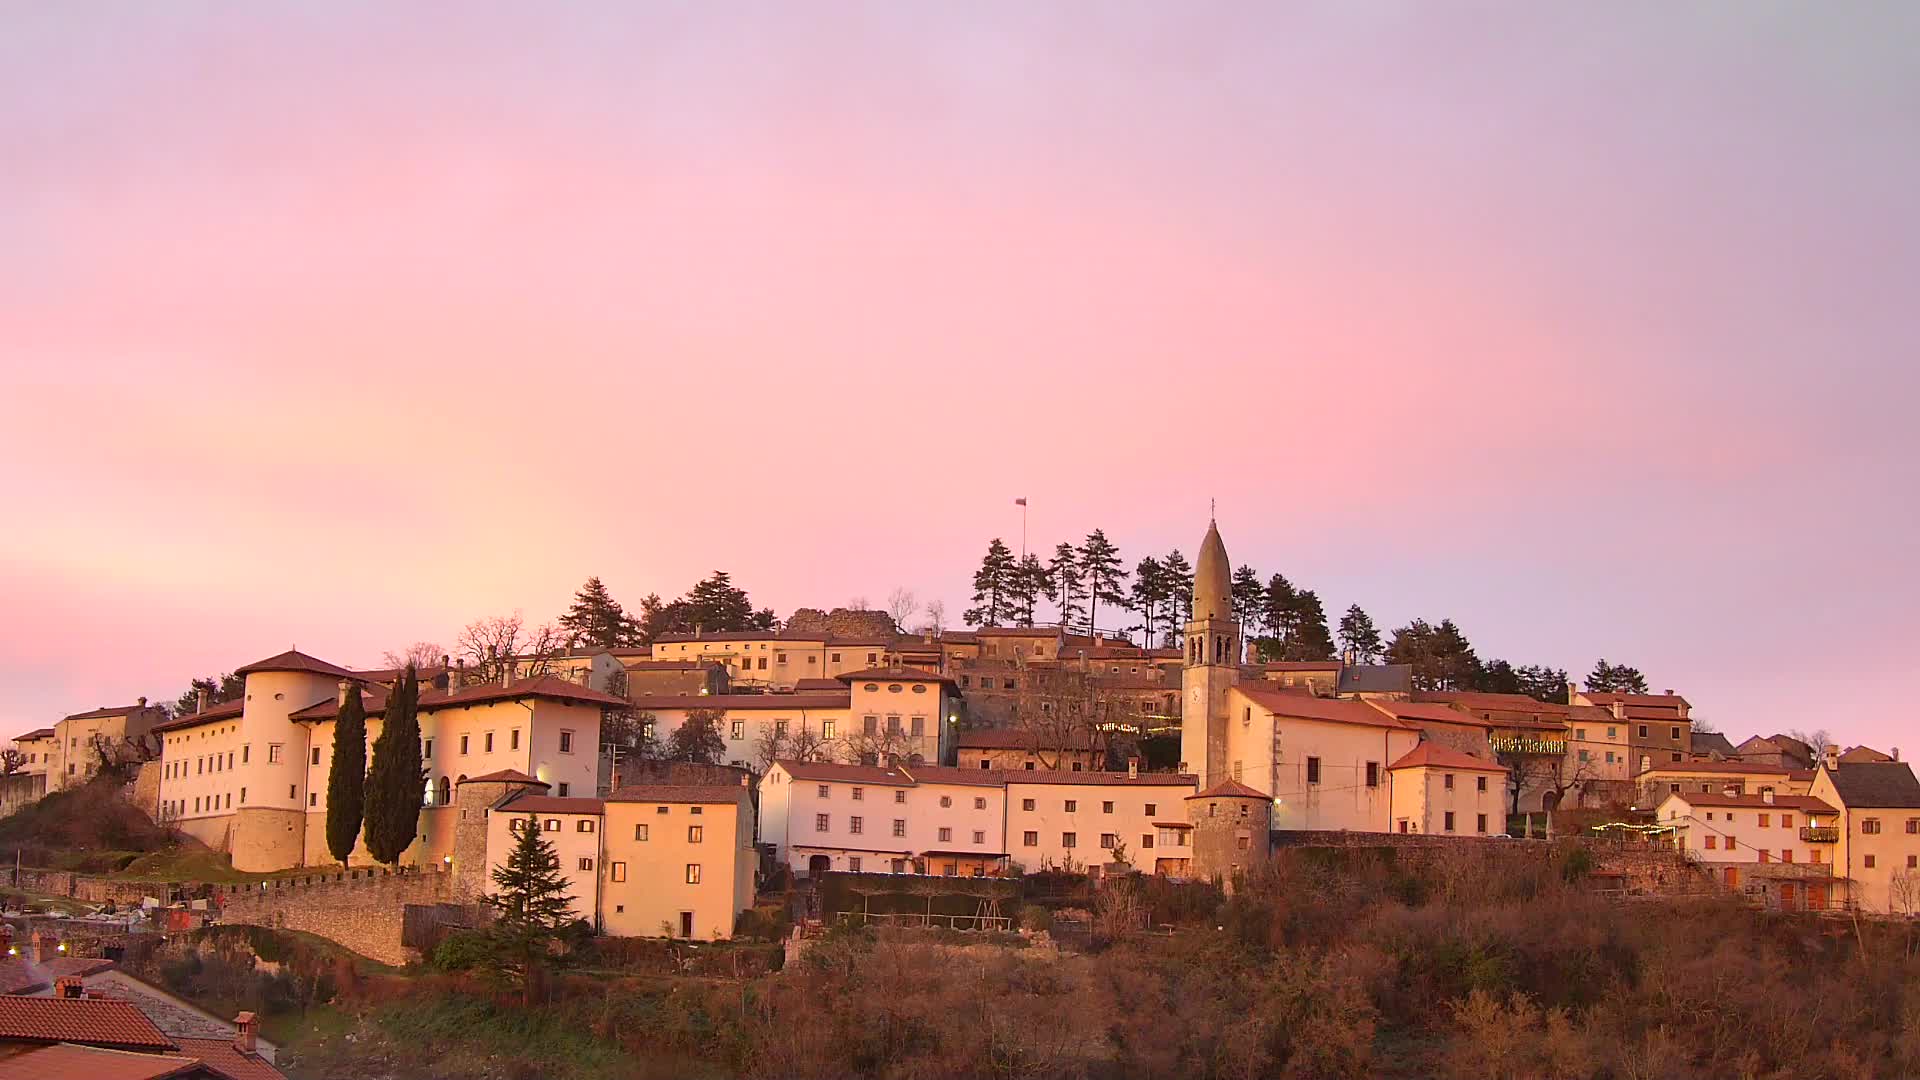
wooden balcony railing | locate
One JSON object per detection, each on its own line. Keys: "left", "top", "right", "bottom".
{"left": 1799, "top": 826, "right": 1839, "bottom": 843}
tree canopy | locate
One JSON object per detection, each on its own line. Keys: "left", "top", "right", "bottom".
{"left": 557, "top": 576, "right": 643, "bottom": 649}
{"left": 637, "top": 571, "right": 778, "bottom": 642}
{"left": 324, "top": 683, "right": 368, "bottom": 866}
{"left": 965, "top": 538, "right": 1018, "bottom": 626}
{"left": 667, "top": 709, "right": 727, "bottom": 764}
{"left": 362, "top": 666, "right": 426, "bottom": 865}
{"left": 1587, "top": 659, "right": 1650, "bottom": 694}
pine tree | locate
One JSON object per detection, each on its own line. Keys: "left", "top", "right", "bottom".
{"left": 483, "top": 813, "right": 578, "bottom": 996}
{"left": 1587, "top": 659, "right": 1648, "bottom": 694}
{"left": 325, "top": 683, "right": 368, "bottom": 866}
{"left": 1262, "top": 573, "right": 1298, "bottom": 644}
{"left": 1008, "top": 554, "right": 1047, "bottom": 626}
{"left": 964, "top": 538, "right": 1017, "bottom": 626}
{"left": 1161, "top": 549, "right": 1194, "bottom": 632}
{"left": 667, "top": 709, "right": 726, "bottom": 764}
{"left": 558, "top": 576, "right": 640, "bottom": 649}
{"left": 363, "top": 666, "right": 426, "bottom": 865}
{"left": 1231, "top": 566, "right": 1266, "bottom": 632}
{"left": 1338, "top": 605, "right": 1383, "bottom": 662}
{"left": 1516, "top": 664, "right": 1571, "bottom": 703}
{"left": 1276, "top": 589, "right": 1334, "bottom": 661}
{"left": 1387, "top": 619, "right": 1481, "bottom": 692}
{"left": 1127, "top": 556, "right": 1169, "bottom": 647}
{"left": 1078, "top": 530, "right": 1127, "bottom": 635}
{"left": 1048, "top": 543, "right": 1083, "bottom": 630}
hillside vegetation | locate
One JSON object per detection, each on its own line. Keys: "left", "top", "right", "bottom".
{"left": 0, "top": 775, "right": 174, "bottom": 870}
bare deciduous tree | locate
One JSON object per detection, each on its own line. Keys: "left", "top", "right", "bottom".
{"left": 886, "top": 587, "right": 918, "bottom": 632}
{"left": 0, "top": 748, "right": 25, "bottom": 776}
{"left": 921, "top": 599, "right": 947, "bottom": 636}
{"left": 456, "top": 613, "right": 570, "bottom": 684}
{"left": 840, "top": 722, "right": 922, "bottom": 767}
{"left": 381, "top": 641, "right": 446, "bottom": 671}
{"left": 754, "top": 720, "right": 832, "bottom": 771}
{"left": 1006, "top": 661, "right": 1145, "bottom": 770}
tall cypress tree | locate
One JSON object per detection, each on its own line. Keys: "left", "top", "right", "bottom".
{"left": 325, "top": 684, "right": 368, "bottom": 866}
{"left": 363, "top": 665, "right": 426, "bottom": 865}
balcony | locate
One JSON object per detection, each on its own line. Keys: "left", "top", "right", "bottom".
{"left": 1799, "top": 826, "right": 1839, "bottom": 843}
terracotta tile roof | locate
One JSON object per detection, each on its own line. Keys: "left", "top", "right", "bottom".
{"left": 1366, "top": 701, "right": 1493, "bottom": 727}
{"left": 150, "top": 700, "right": 245, "bottom": 734}
{"left": 1236, "top": 686, "right": 1419, "bottom": 730}
{"left": 458, "top": 769, "right": 546, "bottom": 786}
{"left": 1662, "top": 792, "right": 1837, "bottom": 813}
{"left": 0, "top": 996, "right": 176, "bottom": 1051}
{"left": 1581, "top": 691, "right": 1690, "bottom": 709}
{"left": 11, "top": 728, "right": 54, "bottom": 742}
{"left": 836, "top": 667, "right": 957, "bottom": 686}
{"left": 1258, "top": 661, "right": 1343, "bottom": 672}
{"left": 972, "top": 627, "right": 1062, "bottom": 638}
{"left": 60, "top": 704, "right": 155, "bottom": 722}
{"left": 287, "top": 686, "right": 387, "bottom": 722}
{"left": 652, "top": 631, "right": 790, "bottom": 644}
{"left": 42, "top": 957, "right": 117, "bottom": 979}
{"left": 792, "top": 678, "right": 843, "bottom": 692}
{"left": 1388, "top": 743, "right": 1507, "bottom": 772}
{"left": 1002, "top": 771, "right": 1196, "bottom": 788}
{"left": 604, "top": 784, "right": 750, "bottom": 805}
{"left": 889, "top": 639, "right": 943, "bottom": 654}
{"left": 172, "top": 1037, "right": 287, "bottom": 1080}
{"left": 418, "top": 676, "right": 627, "bottom": 713}
{"left": 1188, "top": 779, "right": 1269, "bottom": 800}
{"left": 1620, "top": 706, "right": 1689, "bottom": 721}
{"left": 953, "top": 728, "right": 1096, "bottom": 751}
{"left": 498, "top": 794, "right": 606, "bottom": 815}
{"left": 0, "top": 1044, "right": 208, "bottom": 1080}
{"left": 938, "top": 631, "right": 979, "bottom": 644}
{"left": 772, "top": 759, "right": 916, "bottom": 786}
{"left": 1417, "top": 691, "right": 1572, "bottom": 717}
{"left": 626, "top": 693, "right": 850, "bottom": 711}
{"left": 897, "top": 765, "right": 1010, "bottom": 788}
{"left": 0, "top": 958, "right": 50, "bottom": 995}
{"left": 1637, "top": 760, "right": 1798, "bottom": 777}
{"left": 622, "top": 660, "right": 722, "bottom": 671}
{"left": 232, "top": 650, "right": 354, "bottom": 679}
{"left": 1837, "top": 746, "right": 1893, "bottom": 763}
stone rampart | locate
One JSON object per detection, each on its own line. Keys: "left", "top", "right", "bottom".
{"left": 217, "top": 866, "right": 454, "bottom": 966}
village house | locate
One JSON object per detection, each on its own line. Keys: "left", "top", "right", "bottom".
{"left": 646, "top": 631, "right": 892, "bottom": 691}
{"left": 1633, "top": 759, "right": 1814, "bottom": 808}
{"left": 1220, "top": 687, "right": 1422, "bottom": 832}
{"left": 1572, "top": 688, "right": 1693, "bottom": 772}
{"left": 760, "top": 759, "right": 1012, "bottom": 878}
{"left": 1655, "top": 788, "right": 1843, "bottom": 910}
{"left": 1734, "top": 733, "right": 1816, "bottom": 770}
{"left": 623, "top": 690, "right": 852, "bottom": 770}
{"left": 951, "top": 727, "right": 1104, "bottom": 772}
{"left": 1804, "top": 749, "right": 1920, "bottom": 915}
{"left": 1386, "top": 742, "right": 1510, "bottom": 836}
{"left": 41, "top": 700, "right": 166, "bottom": 790}
{"left": 1004, "top": 767, "right": 1198, "bottom": 874}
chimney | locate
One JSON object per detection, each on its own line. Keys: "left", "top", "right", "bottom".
{"left": 1127, "top": 757, "right": 1139, "bottom": 780}
{"left": 501, "top": 664, "right": 513, "bottom": 689}
{"left": 337, "top": 680, "right": 350, "bottom": 707}
{"left": 233, "top": 1012, "right": 257, "bottom": 1054}
{"left": 1664, "top": 689, "right": 1674, "bottom": 696}
{"left": 196, "top": 688, "right": 209, "bottom": 714}
{"left": 1566, "top": 680, "right": 1578, "bottom": 703}
{"left": 453, "top": 659, "right": 466, "bottom": 695}
{"left": 29, "top": 931, "right": 50, "bottom": 963}
{"left": 1610, "top": 700, "right": 1625, "bottom": 721}
{"left": 55, "top": 976, "right": 83, "bottom": 999}
{"left": 1824, "top": 744, "right": 1840, "bottom": 771}
{"left": 1893, "top": 747, "right": 1901, "bottom": 762}
{"left": 740, "top": 772, "right": 751, "bottom": 787}
{"left": 1763, "top": 789, "right": 1775, "bottom": 804}
{"left": 136, "top": 696, "right": 147, "bottom": 708}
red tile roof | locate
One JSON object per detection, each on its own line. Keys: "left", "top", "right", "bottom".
{"left": 1417, "top": 691, "right": 1571, "bottom": 716}
{"left": 1258, "top": 661, "right": 1343, "bottom": 672}
{"left": 0, "top": 958, "right": 50, "bottom": 995}
{"left": 1581, "top": 691, "right": 1690, "bottom": 709}
{"left": 1001, "top": 771, "right": 1196, "bottom": 788}
{"left": 772, "top": 759, "right": 916, "bottom": 786}
{"left": 1188, "top": 779, "right": 1269, "bottom": 800}
{"left": 0, "top": 996, "right": 176, "bottom": 1051}
{"left": 499, "top": 794, "right": 606, "bottom": 815}
{"left": 296, "top": 675, "right": 629, "bottom": 722}
{"left": 972, "top": 627, "right": 1062, "bottom": 638}
{"left": 10, "top": 728, "right": 54, "bottom": 742}
{"left": 232, "top": 650, "right": 354, "bottom": 679}
{"left": 1637, "top": 760, "right": 1800, "bottom": 776}
{"left": 1366, "top": 701, "right": 1494, "bottom": 727}
{"left": 171, "top": 1037, "right": 287, "bottom": 1080}
{"left": 953, "top": 728, "right": 1097, "bottom": 751}
{"left": 150, "top": 700, "right": 245, "bottom": 734}
{"left": 1237, "top": 686, "right": 1419, "bottom": 730}
{"left": 625, "top": 693, "right": 850, "bottom": 711}
{"left": 60, "top": 704, "right": 156, "bottom": 722}
{"left": 1388, "top": 743, "right": 1508, "bottom": 772}
{"left": 836, "top": 667, "right": 957, "bottom": 686}
{"left": 458, "top": 769, "right": 546, "bottom": 786}
{"left": 792, "top": 678, "right": 843, "bottom": 692}
{"left": 1662, "top": 792, "right": 1836, "bottom": 813}
{"left": 604, "top": 784, "right": 749, "bottom": 805}
{"left": 0, "top": 1044, "right": 209, "bottom": 1080}
{"left": 621, "top": 660, "right": 721, "bottom": 671}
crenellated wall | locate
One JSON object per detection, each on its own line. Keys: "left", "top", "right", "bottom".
{"left": 217, "top": 867, "right": 455, "bottom": 965}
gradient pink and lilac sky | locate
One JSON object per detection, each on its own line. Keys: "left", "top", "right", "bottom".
{"left": 2, "top": 4, "right": 1917, "bottom": 748}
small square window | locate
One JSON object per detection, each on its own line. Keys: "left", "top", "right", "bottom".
{"left": 635, "top": 824, "right": 649, "bottom": 841}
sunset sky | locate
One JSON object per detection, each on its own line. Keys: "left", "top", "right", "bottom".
{"left": 3, "top": 5, "right": 1916, "bottom": 749}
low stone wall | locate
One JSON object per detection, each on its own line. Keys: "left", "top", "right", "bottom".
{"left": 216, "top": 867, "right": 454, "bottom": 966}
{"left": 1581, "top": 843, "right": 1714, "bottom": 898}
{"left": 1270, "top": 830, "right": 1536, "bottom": 850}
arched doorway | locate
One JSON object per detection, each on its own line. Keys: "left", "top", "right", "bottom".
{"left": 808, "top": 854, "right": 831, "bottom": 878}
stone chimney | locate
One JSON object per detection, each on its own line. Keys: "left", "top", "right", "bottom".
{"left": 233, "top": 1012, "right": 257, "bottom": 1054}
{"left": 453, "top": 659, "right": 466, "bottom": 695}
{"left": 29, "top": 931, "right": 51, "bottom": 963}
{"left": 337, "top": 679, "right": 350, "bottom": 707}
{"left": 1127, "top": 757, "right": 1139, "bottom": 780}
{"left": 1610, "top": 700, "right": 1625, "bottom": 721}
{"left": 1823, "top": 744, "right": 1841, "bottom": 770}
{"left": 437, "top": 654, "right": 452, "bottom": 691}
{"left": 1566, "top": 680, "right": 1578, "bottom": 703}
{"left": 501, "top": 664, "right": 513, "bottom": 689}
{"left": 196, "top": 688, "right": 209, "bottom": 714}
{"left": 55, "top": 976, "right": 83, "bottom": 999}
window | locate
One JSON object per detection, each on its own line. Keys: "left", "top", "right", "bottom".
{"left": 849, "top": 816, "right": 863, "bottom": 834}
{"left": 309, "top": 793, "right": 318, "bottom": 807}
{"left": 423, "top": 739, "right": 433, "bottom": 758}
{"left": 776, "top": 721, "right": 789, "bottom": 738}
{"left": 939, "top": 795, "right": 952, "bottom": 808}
{"left": 973, "top": 830, "right": 985, "bottom": 844}
{"left": 1145, "top": 803, "right": 1157, "bottom": 816}
{"left": 1909, "top": 855, "right": 1918, "bottom": 869}
{"left": 1062, "top": 832, "right": 1077, "bottom": 848}
{"left": 1759, "top": 813, "right": 1770, "bottom": 827}
{"left": 577, "top": 820, "right": 595, "bottom": 833}
{"left": 1908, "top": 818, "right": 1919, "bottom": 834}
{"left": 1444, "top": 774, "right": 1455, "bottom": 790}
{"left": 311, "top": 747, "right": 322, "bottom": 766}
{"left": 288, "top": 785, "right": 296, "bottom": 799}
{"left": 938, "top": 827, "right": 952, "bottom": 842}
{"left": 688, "top": 825, "right": 703, "bottom": 842}
{"left": 511, "top": 729, "right": 520, "bottom": 750}
{"left": 1782, "top": 814, "right": 1794, "bottom": 828}
{"left": 892, "top": 819, "right": 906, "bottom": 837}
{"left": 1306, "top": 757, "right": 1321, "bottom": 784}
{"left": 240, "top": 787, "right": 245, "bottom": 803}
{"left": 544, "top": 819, "right": 560, "bottom": 832}
{"left": 1476, "top": 813, "right": 1487, "bottom": 833}
{"left": 484, "top": 732, "right": 494, "bottom": 753}
{"left": 1023, "top": 831, "right": 1038, "bottom": 846}
{"left": 815, "top": 813, "right": 830, "bottom": 832}
{"left": 1782, "top": 850, "right": 1794, "bottom": 863}
{"left": 1864, "top": 854, "right": 1877, "bottom": 869}
{"left": 894, "top": 790, "right": 906, "bottom": 804}
{"left": 557, "top": 783, "right": 570, "bottom": 797}
{"left": 974, "top": 797, "right": 986, "bottom": 810}
{"left": 460, "top": 735, "right": 470, "bottom": 755}
{"left": 1365, "top": 762, "right": 1379, "bottom": 788}
{"left": 1102, "top": 801, "right": 1114, "bottom": 814}
{"left": 578, "top": 857, "right": 594, "bottom": 871}
{"left": 611, "top": 862, "right": 627, "bottom": 882}
{"left": 818, "top": 785, "right": 831, "bottom": 798}
{"left": 1444, "top": 811, "right": 1455, "bottom": 832}
{"left": 1671, "top": 726, "right": 1680, "bottom": 740}
{"left": 635, "top": 824, "right": 649, "bottom": 840}
{"left": 1100, "top": 833, "right": 1118, "bottom": 849}
{"left": 685, "top": 864, "right": 701, "bottom": 884}
{"left": 822, "top": 720, "right": 836, "bottom": 740}
{"left": 911, "top": 716, "right": 925, "bottom": 736}
{"left": 559, "top": 731, "right": 574, "bottom": 753}
{"left": 1863, "top": 818, "right": 1882, "bottom": 835}
{"left": 1575, "top": 728, "right": 1586, "bottom": 741}
{"left": 852, "top": 787, "right": 864, "bottom": 801}
{"left": 1671, "top": 752, "right": 1682, "bottom": 763}
{"left": 1705, "top": 835, "right": 1717, "bottom": 850}
{"left": 268, "top": 744, "right": 283, "bottom": 764}
{"left": 886, "top": 716, "right": 900, "bottom": 734}
{"left": 1065, "top": 799, "right": 1078, "bottom": 812}
{"left": 1638, "top": 725, "right": 1649, "bottom": 739}
{"left": 848, "top": 857, "right": 862, "bottom": 872}
{"left": 1477, "top": 776, "right": 1487, "bottom": 792}
{"left": 731, "top": 720, "right": 745, "bottom": 740}
{"left": 1022, "top": 798, "right": 1035, "bottom": 811}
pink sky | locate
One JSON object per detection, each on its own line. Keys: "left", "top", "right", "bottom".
{"left": 2, "top": 6, "right": 1916, "bottom": 750}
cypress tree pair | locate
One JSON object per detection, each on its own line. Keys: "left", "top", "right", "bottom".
{"left": 363, "top": 665, "right": 426, "bottom": 865}
{"left": 324, "top": 684, "right": 368, "bottom": 865}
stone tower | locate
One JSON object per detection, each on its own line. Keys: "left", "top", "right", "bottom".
{"left": 1180, "top": 519, "right": 1240, "bottom": 789}
{"left": 1186, "top": 778, "right": 1273, "bottom": 889}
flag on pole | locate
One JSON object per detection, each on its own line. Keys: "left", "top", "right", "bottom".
{"left": 1014, "top": 497, "right": 1027, "bottom": 506}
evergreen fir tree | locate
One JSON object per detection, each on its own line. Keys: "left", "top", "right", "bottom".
{"left": 483, "top": 813, "right": 578, "bottom": 995}
{"left": 1127, "top": 555, "right": 1169, "bottom": 647}
{"left": 325, "top": 683, "right": 368, "bottom": 866}
{"left": 964, "top": 538, "right": 1017, "bottom": 626}
{"left": 1587, "top": 659, "right": 1649, "bottom": 694}
{"left": 1261, "top": 573, "right": 1298, "bottom": 644}
{"left": 1048, "top": 542, "right": 1083, "bottom": 629}
{"left": 1276, "top": 589, "right": 1334, "bottom": 661}
{"left": 1161, "top": 549, "right": 1194, "bottom": 631}
{"left": 1008, "top": 554, "right": 1047, "bottom": 626}
{"left": 1338, "top": 605, "right": 1383, "bottom": 662}
{"left": 1386, "top": 618, "right": 1481, "bottom": 692}
{"left": 1231, "top": 566, "right": 1266, "bottom": 632}
{"left": 1078, "top": 529, "right": 1127, "bottom": 635}
{"left": 558, "top": 576, "right": 641, "bottom": 648}
{"left": 667, "top": 709, "right": 726, "bottom": 764}
{"left": 363, "top": 666, "right": 426, "bottom": 865}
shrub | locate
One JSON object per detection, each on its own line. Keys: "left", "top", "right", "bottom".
{"left": 432, "top": 931, "right": 498, "bottom": 973}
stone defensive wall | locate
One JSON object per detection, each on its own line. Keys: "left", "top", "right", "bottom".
{"left": 215, "top": 865, "right": 458, "bottom": 966}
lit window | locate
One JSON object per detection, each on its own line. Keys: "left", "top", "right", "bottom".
{"left": 685, "top": 864, "right": 702, "bottom": 884}
{"left": 611, "top": 862, "right": 627, "bottom": 882}
{"left": 688, "top": 825, "right": 703, "bottom": 843}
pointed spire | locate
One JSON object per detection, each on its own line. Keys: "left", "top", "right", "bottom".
{"left": 1192, "top": 518, "right": 1232, "bottom": 623}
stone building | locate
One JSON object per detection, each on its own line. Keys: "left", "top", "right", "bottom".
{"left": 1186, "top": 779, "right": 1272, "bottom": 887}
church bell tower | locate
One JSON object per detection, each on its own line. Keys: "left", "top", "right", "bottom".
{"left": 1180, "top": 518, "right": 1240, "bottom": 789}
